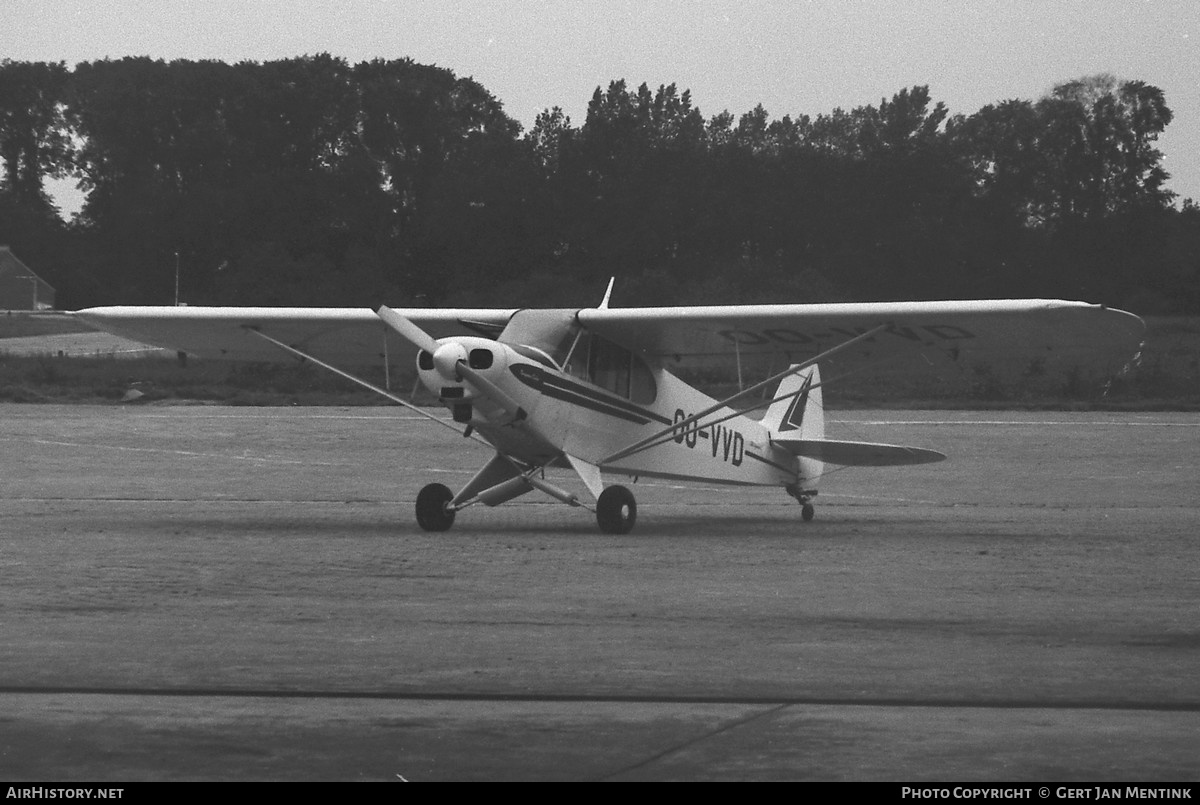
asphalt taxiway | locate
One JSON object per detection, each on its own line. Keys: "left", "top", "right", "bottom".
{"left": 2, "top": 405, "right": 1197, "bottom": 780}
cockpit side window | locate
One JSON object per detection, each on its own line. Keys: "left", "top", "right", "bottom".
{"left": 590, "top": 337, "right": 630, "bottom": 399}
{"left": 562, "top": 331, "right": 656, "bottom": 404}
{"left": 561, "top": 329, "right": 590, "bottom": 380}
{"left": 629, "top": 353, "right": 656, "bottom": 404}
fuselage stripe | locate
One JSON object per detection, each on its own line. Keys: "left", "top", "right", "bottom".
{"left": 509, "top": 364, "right": 673, "bottom": 426}
{"left": 542, "top": 385, "right": 652, "bottom": 424}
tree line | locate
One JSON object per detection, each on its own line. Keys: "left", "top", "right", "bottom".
{"left": 1, "top": 56, "right": 1197, "bottom": 313}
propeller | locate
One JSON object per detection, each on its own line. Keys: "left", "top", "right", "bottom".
{"left": 376, "top": 306, "right": 526, "bottom": 422}
{"left": 377, "top": 305, "right": 439, "bottom": 354}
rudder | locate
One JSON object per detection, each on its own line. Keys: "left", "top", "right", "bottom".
{"left": 762, "top": 364, "right": 824, "bottom": 441}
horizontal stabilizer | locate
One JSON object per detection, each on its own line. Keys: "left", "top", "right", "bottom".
{"left": 772, "top": 438, "right": 946, "bottom": 467}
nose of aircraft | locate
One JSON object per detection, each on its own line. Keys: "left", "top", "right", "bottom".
{"left": 432, "top": 341, "right": 469, "bottom": 380}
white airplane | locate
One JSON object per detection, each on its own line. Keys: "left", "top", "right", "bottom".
{"left": 76, "top": 287, "right": 1144, "bottom": 533}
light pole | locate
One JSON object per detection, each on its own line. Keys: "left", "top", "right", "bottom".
{"left": 174, "top": 251, "right": 180, "bottom": 306}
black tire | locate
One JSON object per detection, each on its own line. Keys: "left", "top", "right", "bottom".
{"left": 416, "top": 483, "right": 455, "bottom": 531}
{"left": 596, "top": 485, "right": 637, "bottom": 534}
{"left": 801, "top": 502, "right": 815, "bottom": 522}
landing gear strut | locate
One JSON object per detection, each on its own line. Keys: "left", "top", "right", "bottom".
{"left": 596, "top": 485, "right": 637, "bottom": 534}
{"left": 416, "top": 483, "right": 456, "bottom": 531}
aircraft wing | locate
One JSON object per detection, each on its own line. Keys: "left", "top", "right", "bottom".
{"left": 75, "top": 299, "right": 1145, "bottom": 383}
{"left": 73, "top": 306, "right": 517, "bottom": 367}
{"left": 577, "top": 299, "right": 1144, "bottom": 381}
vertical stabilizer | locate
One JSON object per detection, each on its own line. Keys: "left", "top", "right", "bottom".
{"left": 763, "top": 364, "right": 825, "bottom": 489}
{"left": 762, "top": 364, "right": 823, "bottom": 441}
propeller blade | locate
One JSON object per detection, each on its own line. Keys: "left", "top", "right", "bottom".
{"left": 376, "top": 305, "right": 440, "bottom": 355}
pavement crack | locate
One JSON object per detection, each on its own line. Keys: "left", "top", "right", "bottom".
{"left": 596, "top": 702, "right": 791, "bottom": 781}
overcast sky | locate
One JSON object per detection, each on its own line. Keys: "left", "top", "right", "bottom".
{"left": 6, "top": 0, "right": 1198, "bottom": 213}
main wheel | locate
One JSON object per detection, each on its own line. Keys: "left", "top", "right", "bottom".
{"left": 801, "top": 502, "right": 815, "bottom": 522}
{"left": 596, "top": 485, "right": 637, "bottom": 534}
{"left": 416, "top": 483, "right": 455, "bottom": 531}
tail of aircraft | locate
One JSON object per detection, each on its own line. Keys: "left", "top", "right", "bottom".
{"left": 766, "top": 363, "right": 947, "bottom": 468}
{"left": 763, "top": 365, "right": 825, "bottom": 513}
{"left": 762, "top": 364, "right": 824, "bottom": 441}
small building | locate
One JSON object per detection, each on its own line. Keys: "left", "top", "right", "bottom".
{"left": 0, "top": 246, "right": 56, "bottom": 310}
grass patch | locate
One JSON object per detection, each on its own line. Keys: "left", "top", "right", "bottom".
{"left": 0, "top": 311, "right": 94, "bottom": 338}
{"left": 2, "top": 350, "right": 1194, "bottom": 408}
{"left": 0, "top": 354, "right": 407, "bottom": 405}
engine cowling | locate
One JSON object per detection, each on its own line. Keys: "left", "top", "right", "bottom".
{"left": 416, "top": 337, "right": 508, "bottom": 404}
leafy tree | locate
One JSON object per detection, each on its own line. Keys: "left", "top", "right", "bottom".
{"left": 0, "top": 57, "right": 1195, "bottom": 313}
{"left": 0, "top": 60, "right": 71, "bottom": 209}
{"left": 1044, "top": 75, "right": 1174, "bottom": 221}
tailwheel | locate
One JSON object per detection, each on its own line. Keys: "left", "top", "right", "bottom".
{"left": 416, "top": 483, "right": 456, "bottom": 532}
{"left": 786, "top": 484, "right": 817, "bottom": 523}
{"left": 596, "top": 485, "right": 637, "bottom": 534}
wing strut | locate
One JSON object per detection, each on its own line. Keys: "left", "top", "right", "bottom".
{"left": 243, "top": 326, "right": 491, "bottom": 447}
{"left": 382, "top": 327, "right": 391, "bottom": 391}
{"left": 600, "top": 323, "right": 887, "bottom": 465}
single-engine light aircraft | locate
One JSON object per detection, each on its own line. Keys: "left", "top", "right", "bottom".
{"left": 76, "top": 288, "right": 1144, "bottom": 533}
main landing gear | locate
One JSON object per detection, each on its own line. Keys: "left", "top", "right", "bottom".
{"left": 415, "top": 480, "right": 639, "bottom": 534}
{"left": 596, "top": 485, "right": 637, "bottom": 534}
{"left": 416, "top": 483, "right": 455, "bottom": 531}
